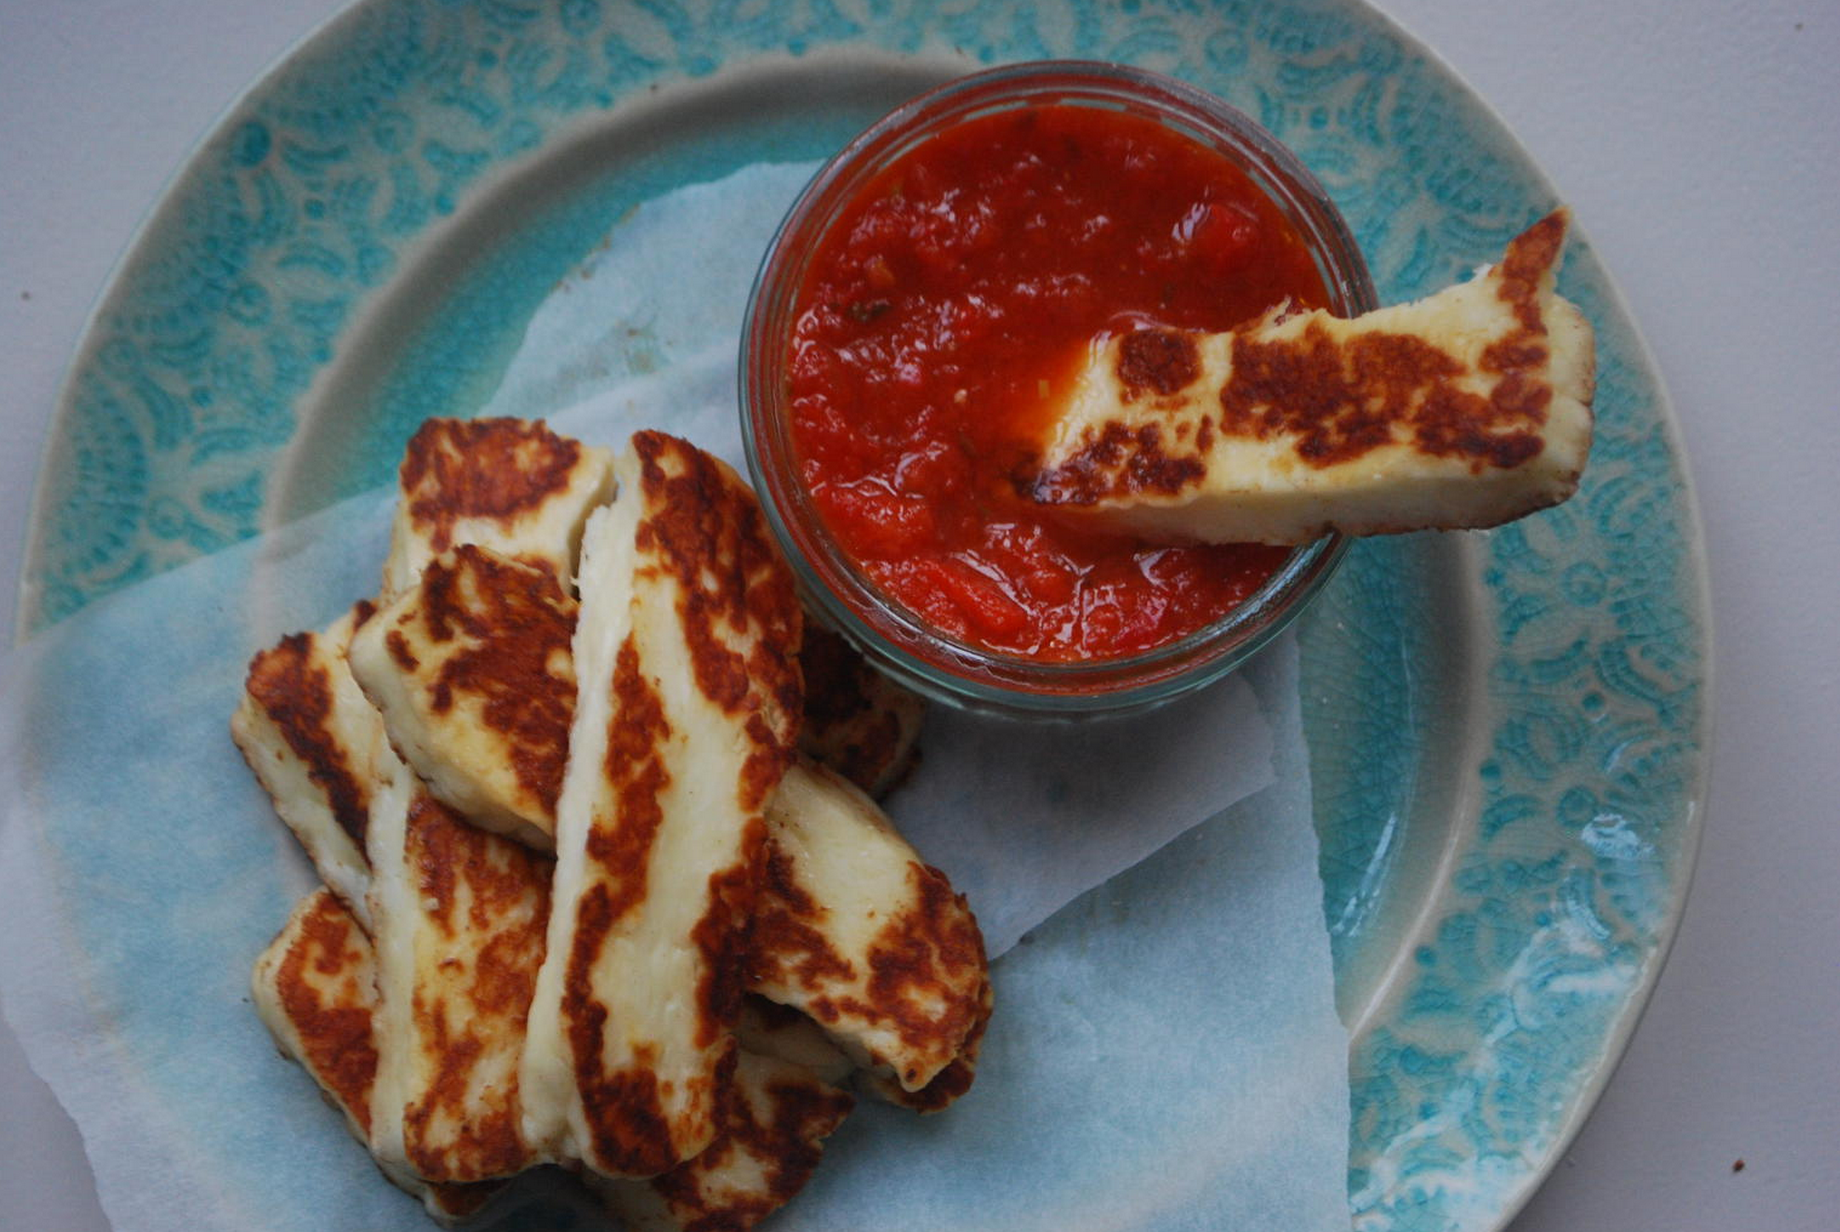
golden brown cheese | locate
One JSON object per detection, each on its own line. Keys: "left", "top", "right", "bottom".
{"left": 752, "top": 762, "right": 989, "bottom": 1108}
{"left": 232, "top": 602, "right": 384, "bottom": 928}
{"left": 366, "top": 756, "right": 553, "bottom": 1185}
{"left": 383, "top": 417, "right": 615, "bottom": 600}
{"left": 250, "top": 889, "right": 505, "bottom": 1226}
{"left": 350, "top": 545, "right": 577, "bottom": 851}
{"left": 868, "top": 976, "right": 991, "bottom": 1113}
{"left": 1028, "top": 210, "right": 1596, "bottom": 543}
{"left": 797, "top": 623, "right": 926, "bottom": 799}
{"left": 589, "top": 1047, "right": 855, "bottom": 1232}
{"left": 521, "top": 431, "right": 804, "bottom": 1178}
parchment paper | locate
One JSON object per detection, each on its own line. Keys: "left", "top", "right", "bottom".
{"left": 0, "top": 162, "right": 1350, "bottom": 1232}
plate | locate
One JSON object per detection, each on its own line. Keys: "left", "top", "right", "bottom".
{"left": 20, "top": 0, "right": 1708, "bottom": 1227}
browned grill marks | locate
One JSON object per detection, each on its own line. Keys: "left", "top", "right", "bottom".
{"left": 556, "top": 435, "right": 810, "bottom": 1177}
{"left": 1495, "top": 210, "right": 1567, "bottom": 333}
{"left": 1026, "top": 419, "right": 1207, "bottom": 505}
{"left": 399, "top": 792, "right": 550, "bottom": 1180}
{"left": 566, "top": 966, "right": 680, "bottom": 1180}
{"left": 1219, "top": 307, "right": 1549, "bottom": 471}
{"left": 884, "top": 978, "right": 992, "bottom": 1113}
{"left": 564, "top": 635, "right": 680, "bottom": 1175}
{"left": 427, "top": 1183, "right": 501, "bottom": 1220}
{"left": 1032, "top": 209, "right": 1571, "bottom": 501}
{"left": 400, "top": 418, "right": 584, "bottom": 554}
{"left": 1116, "top": 328, "right": 1200, "bottom": 398}
{"left": 589, "top": 636, "right": 672, "bottom": 924}
{"left": 403, "top": 1012, "right": 511, "bottom": 1181}
{"left": 416, "top": 546, "right": 577, "bottom": 817}
{"left": 860, "top": 864, "right": 988, "bottom": 1063}
{"left": 739, "top": 717, "right": 792, "bottom": 816}
{"left": 630, "top": 431, "right": 803, "bottom": 745}
{"left": 750, "top": 843, "right": 856, "bottom": 994}
{"left": 385, "top": 630, "right": 420, "bottom": 672}
{"left": 758, "top": 856, "right": 986, "bottom": 1088}
{"left": 273, "top": 895, "right": 378, "bottom": 1135}
{"left": 407, "top": 791, "right": 553, "bottom": 948}
{"left": 650, "top": 1063, "right": 855, "bottom": 1230}
{"left": 690, "top": 818, "right": 769, "bottom": 1052}
{"left": 243, "top": 634, "right": 371, "bottom": 848}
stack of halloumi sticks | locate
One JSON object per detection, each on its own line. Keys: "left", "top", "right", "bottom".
{"left": 235, "top": 418, "right": 989, "bottom": 1229}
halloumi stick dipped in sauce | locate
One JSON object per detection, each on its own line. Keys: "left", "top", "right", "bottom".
{"left": 521, "top": 431, "right": 804, "bottom": 1178}
{"left": 232, "top": 602, "right": 386, "bottom": 929}
{"left": 382, "top": 417, "right": 615, "bottom": 601}
{"left": 350, "top": 546, "right": 577, "bottom": 851}
{"left": 753, "top": 761, "right": 991, "bottom": 1110}
{"left": 251, "top": 890, "right": 506, "bottom": 1226}
{"left": 1027, "top": 210, "right": 1595, "bottom": 544}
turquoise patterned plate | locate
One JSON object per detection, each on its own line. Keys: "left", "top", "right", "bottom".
{"left": 21, "top": 0, "right": 1708, "bottom": 1227}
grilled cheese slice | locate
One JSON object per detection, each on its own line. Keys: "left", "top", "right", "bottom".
{"left": 251, "top": 889, "right": 505, "bottom": 1225}
{"left": 232, "top": 603, "right": 386, "bottom": 929}
{"left": 382, "top": 417, "right": 614, "bottom": 600}
{"left": 753, "top": 762, "right": 990, "bottom": 1108}
{"left": 1028, "top": 210, "right": 1595, "bottom": 544}
{"left": 589, "top": 1047, "right": 855, "bottom": 1232}
{"left": 365, "top": 756, "right": 553, "bottom": 1184}
{"left": 350, "top": 546, "right": 577, "bottom": 851}
{"left": 521, "top": 432, "right": 804, "bottom": 1178}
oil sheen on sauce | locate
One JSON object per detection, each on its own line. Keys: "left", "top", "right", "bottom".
{"left": 788, "top": 103, "right": 1329, "bottom": 661}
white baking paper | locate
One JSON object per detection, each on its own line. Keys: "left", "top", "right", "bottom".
{"left": 0, "top": 162, "right": 1350, "bottom": 1232}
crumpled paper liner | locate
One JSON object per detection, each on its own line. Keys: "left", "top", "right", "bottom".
{"left": 0, "top": 161, "right": 1350, "bottom": 1231}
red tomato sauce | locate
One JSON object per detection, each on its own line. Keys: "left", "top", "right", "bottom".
{"left": 788, "top": 103, "right": 1329, "bottom": 661}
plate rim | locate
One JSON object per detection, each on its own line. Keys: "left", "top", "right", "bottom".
{"left": 14, "top": 0, "right": 389, "bottom": 638}
{"left": 1456, "top": 249, "right": 1714, "bottom": 1228}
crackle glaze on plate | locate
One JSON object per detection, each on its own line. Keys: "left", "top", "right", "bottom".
{"left": 22, "top": 0, "right": 1707, "bottom": 1227}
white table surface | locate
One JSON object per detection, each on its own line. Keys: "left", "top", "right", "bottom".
{"left": 2, "top": 0, "right": 1835, "bottom": 1229}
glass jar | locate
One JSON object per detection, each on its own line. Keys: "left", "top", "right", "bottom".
{"left": 741, "top": 60, "right": 1376, "bottom": 717}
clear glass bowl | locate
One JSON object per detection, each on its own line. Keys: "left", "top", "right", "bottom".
{"left": 741, "top": 60, "right": 1377, "bottom": 717}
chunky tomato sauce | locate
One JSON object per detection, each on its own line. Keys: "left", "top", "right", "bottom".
{"left": 789, "top": 103, "right": 1329, "bottom": 661}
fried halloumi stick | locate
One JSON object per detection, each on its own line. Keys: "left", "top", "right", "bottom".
{"left": 383, "top": 417, "right": 615, "bottom": 600}
{"left": 521, "top": 432, "right": 804, "bottom": 1178}
{"left": 753, "top": 762, "right": 990, "bottom": 1108}
{"left": 354, "top": 418, "right": 594, "bottom": 1183}
{"left": 588, "top": 1044, "right": 855, "bottom": 1232}
{"left": 350, "top": 546, "right": 577, "bottom": 851}
{"left": 365, "top": 759, "right": 554, "bottom": 1184}
{"left": 251, "top": 889, "right": 505, "bottom": 1226}
{"left": 232, "top": 603, "right": 386, "bottom": 929}
{"left": 1027, "top": 210, "right": 1595, "bottom": 544}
